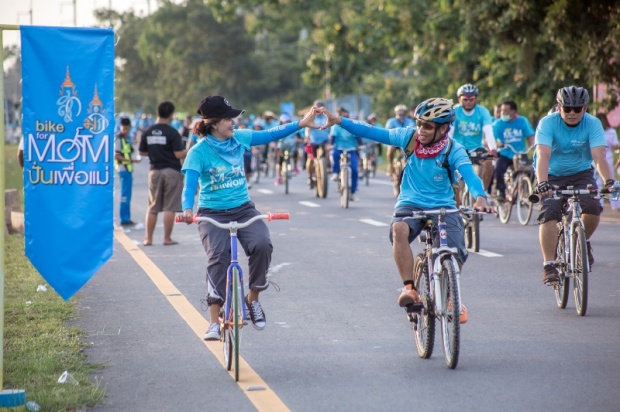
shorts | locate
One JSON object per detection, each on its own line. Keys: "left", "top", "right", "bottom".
{"left": 147, "top": 167, "right": 183, "bottom": 213}
{"left": 536, "top": 168, "right": 602, "bottom": 224}
{"left": 389, "top": 204, "right": 468, "bottom": 264}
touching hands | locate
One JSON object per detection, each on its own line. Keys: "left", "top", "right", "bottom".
{"left": 298, "top": 106, "right": 320, "bottom": 129}
{"left": 316, "top": 107, "right": 342, "bottom": 130}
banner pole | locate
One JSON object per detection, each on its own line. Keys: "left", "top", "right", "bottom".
{"left": 0, "top": 23, "right": 27, "bottom": 409}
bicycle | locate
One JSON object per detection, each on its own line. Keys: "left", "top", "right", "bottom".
{"left": 176, "top": 212, "right": 290, "bottom": 381}
{"left": 391, "top": 148, "right": 406, "bottom": 197}
{"left": 280, "top": 148, "right": 294, "bottom": 195}
{"left": 306, "top": 143, "right": 329, "bottom": 198}
{"left": 337, "top": 148, "right": 356, "bottom": 209}
{"left": 395, "top": 207, "right": 485, "bottom": 369}
{"left": 358, "top": 145, "right": 376, "bottom": 186}
{"left": 459, "top": 148, "right": 495, "bottom": 252}
{"left": 495, "top": 145, "right": 535, "bottom": 225}
{"left": 530, "top": 186, "right": 616, "bottom": 316}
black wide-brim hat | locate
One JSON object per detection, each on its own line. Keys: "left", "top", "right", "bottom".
{"left": 197, "top": 96, "right": 245, "bottom": 119}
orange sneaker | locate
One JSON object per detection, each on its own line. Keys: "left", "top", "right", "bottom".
{"left": 398, "top": 288, "right": 421, "bottom": 307}
{"left": 447, "top": 299, "right": 468, "bottom": 324}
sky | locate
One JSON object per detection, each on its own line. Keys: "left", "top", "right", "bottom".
{"left": 0, "top": 0, "right": 166, "bottom": 47}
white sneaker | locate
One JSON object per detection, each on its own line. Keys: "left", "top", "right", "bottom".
{"left": 330, "top": 173, "right": 339, "bottom": 182}
{"left": 204, "top": 323, "right": 220, "bottom": 341}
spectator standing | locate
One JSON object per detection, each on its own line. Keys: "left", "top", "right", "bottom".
{"left": 138, "top": 101, "right": 187, "bottom": 246}
{"left": 595, "top": 112, "right": 620, "bottom": 210}
{"left": 115, "top": 117, "right": 140, "bottom": 226}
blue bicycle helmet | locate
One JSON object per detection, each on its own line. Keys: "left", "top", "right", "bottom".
{"left": 413, "top": 98, "right": 455, "bottom": 124}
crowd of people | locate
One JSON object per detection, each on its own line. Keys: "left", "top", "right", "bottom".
{"left": 111, "top": 84, "right": 619, "bottom": 339}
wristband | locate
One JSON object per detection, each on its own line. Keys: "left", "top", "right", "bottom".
{"left": 537, "top": 181, "right": 550, "bottom": 193}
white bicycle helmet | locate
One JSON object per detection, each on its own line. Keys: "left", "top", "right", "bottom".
{"left": 457, "top": 83, "right": 479, "bottom": 97}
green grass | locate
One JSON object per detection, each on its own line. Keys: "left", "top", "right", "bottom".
{"left": 3, "top": 144, "right": 105, "bottom": 410}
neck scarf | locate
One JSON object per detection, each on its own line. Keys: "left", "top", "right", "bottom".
{"left": 414, "top": 134, "right": 448, "bottom": 158}
{"left": 205, "top": 134, "right": 243, "bottom": 166}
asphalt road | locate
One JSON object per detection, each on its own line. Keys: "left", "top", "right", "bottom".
{"left": 79, "top": 158, "right": 620, "bottom": 412}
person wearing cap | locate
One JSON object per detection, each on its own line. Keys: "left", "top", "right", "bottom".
{"left": 305, "top": 100, "right": 331, "bottom": 189}
{"left": 317, "top": 98, "right": 495, "bottom": 324}
{"left": 385, "top": 104, "right": 415, "bottom": 179}
{"left": 115, "top": 117, "right": 140, "bottom": 226}
{"left": 138, "top": 101, "right": 187, "bottom": 246}
{"left": 178, "top": 95, "right": 320, "bottom": 339}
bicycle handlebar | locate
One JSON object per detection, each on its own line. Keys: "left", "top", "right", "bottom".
{"left": 393, "top": 207, "right": 486, "bottom": 219}
{"left": 529, "top": 186, "right": 602, "bottom": 204}
{"left": 175, "top": 212, "right": 290, "bottom": 228}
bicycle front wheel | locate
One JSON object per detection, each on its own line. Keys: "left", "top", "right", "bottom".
{"left": 573, "top": 225, "right": 588, "bottom": 316}
{"left": 497, "top": 197, "right": 512, "bottom": 224}
{"left": 440, "top": 258, "right": 460, "bottom": 369}
{"left": 554, "top": 230, "right": 569, "bottom": 309}
{"left": 222, "top": 309, "right": 233, "bottom": 371}
{"left": 284, "top": 159, "right": 290, "bottom": 195}
{"left": 340, "top": 166, "right": 350, "bottom": 208}
{"left": 413, "top": 254, "right": 434, "bottom": 359}
{"left": 232, "top": 267, "right": 241, "bottom": 381}
{"left": 315, "top": 157, "right": 328, "bottom": 198}
{"left": 515, "top": 174, "right": 534, "bottom": 225}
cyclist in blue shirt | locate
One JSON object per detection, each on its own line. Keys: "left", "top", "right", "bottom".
{"left": 179, "top": 95, "right": 319, "bottom": 340}
{"left": 385, "top": 104, "right": 415, "bottom": 178}
{"left": 329, "top": 107, "right": 361, "bottom": 200}
{"left": 305, "top": 100, "right": 331, "bottom": 189}
{"left": 450, "top": 83, "right": 497, "bottom": 193}
{"left": 318, "top": 98, "right": 494, "bottom": 324}
{"left": 535, "top": 86, "right": 619, "bottom": 285}
{"left": 493, "top": 100, "right": 535, "bottom": 200}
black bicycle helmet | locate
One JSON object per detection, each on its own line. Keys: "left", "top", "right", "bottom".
{"left": 556, "top": 86, "right": 589, "bottom": 106}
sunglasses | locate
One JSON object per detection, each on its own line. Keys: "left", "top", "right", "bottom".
{"left": 561, "top": 106, "right": 583, "bottom": 113}
{"left": 460, "top": 96, "right": 476, "bottom": 102}
{"left": 416, "top": 121, "right": 436, "bottom": 131}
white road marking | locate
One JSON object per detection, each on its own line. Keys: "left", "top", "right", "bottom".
{"left": 257, "top": 189, "right": 274, "bottom": 194}
{"left": 360, "top": 218, "right": 389, "bottom": 227}
{"left": 472, "top": 249, "right": 503, "bottom": 257}
{"left": 299, "top": 201, "right": 321, "bottom": 208}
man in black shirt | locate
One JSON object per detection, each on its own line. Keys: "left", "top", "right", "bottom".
{"left": 138, "top": 101, "right": 187, "bottom": 246}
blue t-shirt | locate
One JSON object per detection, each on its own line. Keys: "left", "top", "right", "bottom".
{"left": 183, "top": 130, "right": 253, "bottom": 210}
{"left": 452, "top": 104, "right": 493, "bottom": 151}
{"left": 534, "top": 112, "right": 606, "bottom": 177}
{"left": 385, "top": 117, "right": 415, "bottom": 129}
{"left": 494, "top": 116, "right": 534, "bottom": 159}
{"left": 330, "top": 124, "right": 359, "bottom": 150}
{"left": 307, "top": 114, "right": 329, "bottom": 144}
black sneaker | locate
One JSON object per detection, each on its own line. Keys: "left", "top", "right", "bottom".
{"left": 245, "top": 296, "right": 266, "bottom": 330}
{"left": 586, "top": 241, "right": 594, "bottom": 267}
{"left": 120, "top": 220, "right": 136, "bottom": 226}
{"left": 543, "top": 264, "right": 560, "bottom": 286}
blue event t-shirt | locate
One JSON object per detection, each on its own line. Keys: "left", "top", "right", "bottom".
{"left": 182, "top": 129, "right": 253, "bottom": 210}
{"left": 494, "top": 116, "right": 534, "bottom": 159}
{"left": 385, "top": 116, "right": 415, "bottom": 129}
{"left": 387, "top": 129, "right": 472, "bottom": 209}
{"left": 452, "top": 104, "right": 493, "bottom": 151}
{"left": 330, "top": 124, "right": 359, "bottom": 150}
{"left": 534, "top": 112, "right": 605, "bottom": 177}
{"left": 307, "top": 114, "right": 329, "bottom": 144}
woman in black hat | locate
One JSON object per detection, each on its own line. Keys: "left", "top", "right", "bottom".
{"left": 178, "top": 96, "right": 319, "bottom": 340}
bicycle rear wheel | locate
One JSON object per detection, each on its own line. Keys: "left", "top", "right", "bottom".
{"left": 573, "top": 225, "right": 588, "bottom": 316}
{"left": 461, "top": 191, "right": 480, "bottom": 252}
{"left": 515, "top": 174, "right": 534, "bottom": 225}
{"left": 497, "top": 197, "right": 512, "bottom": 224}
{"left": 315, "top": 157, "right": 328, "bottom": 198}
{"left": 413, "top": 254, "right": 434, "bottom": 359}
{"left": 340, "top": 166, "right": 350, "bottom": 209}
{"left": 554, "top": 230, "right": 569, "bottom": 309}
{"left": 284, "top": 159, "right": 290, "bottom": 195}
{"left": 440, "top": 258, "right": 460, "bottom": 369}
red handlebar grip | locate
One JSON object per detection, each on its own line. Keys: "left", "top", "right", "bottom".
{"left": 174, "top": 215, "right": 184, "bottom": 223}
{"left": 268, "top": 212, "right": 290, "bottom": 221}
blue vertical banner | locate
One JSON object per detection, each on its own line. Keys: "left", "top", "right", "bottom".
{"left": 21, "top": 26, "right": 115, "bottom": 300}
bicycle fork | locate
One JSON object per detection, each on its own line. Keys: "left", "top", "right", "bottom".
{"left": 431, "top": 219, "right": 462, "bottom": 317}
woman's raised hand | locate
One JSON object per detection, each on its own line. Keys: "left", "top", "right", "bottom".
{"left": 299, "top": 106, "right": 320, "bottom": 129}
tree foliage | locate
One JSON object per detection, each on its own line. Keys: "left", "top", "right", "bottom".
{"left": 87, "top": 0, "right": 620, "bottom": 121}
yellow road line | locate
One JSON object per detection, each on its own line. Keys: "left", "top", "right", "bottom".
{"left": 114, "top": 230, "right": 290, "bottom": 412}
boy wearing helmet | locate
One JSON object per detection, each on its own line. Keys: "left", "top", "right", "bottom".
{"left": 534, "top": 85, "right": 619, "bottom": 285}
{"left": 317, "top": 98, "right": 494, "bottom": 323}
{"left": 450, "top": 83, "right": 497, "bottom": 193}
{"left": 385, "top": 104, "right": 415, "bottom": 179}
